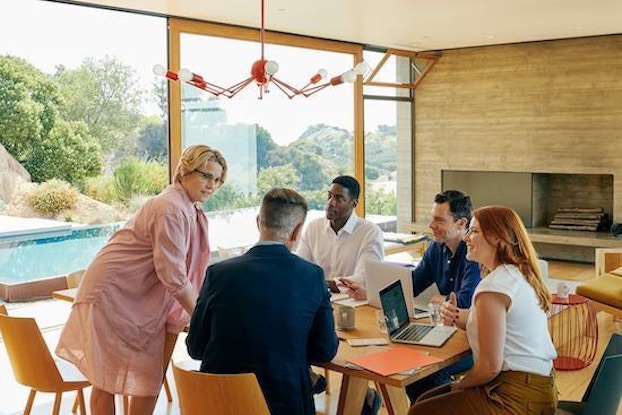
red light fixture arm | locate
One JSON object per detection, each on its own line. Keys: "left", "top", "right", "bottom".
{"left": 154, "top": 0, "right": 368, "bottom": 99}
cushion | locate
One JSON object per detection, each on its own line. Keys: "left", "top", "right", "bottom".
{"left": 609, "top": 267, "right": 622, "bottom": 277}
{"left": 576, "top": 274, "right": 622, "bottom": 309}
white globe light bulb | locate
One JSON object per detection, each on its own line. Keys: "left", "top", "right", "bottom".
{"left": 152, "top": 64, "right": 166, "bottom": 76}
{"left": 178, "top": 68, "right": 193, "bottom": 82}
{"left": 318, "top": 69, "right": 328, "bottom": 80}
{"left": 354, "top": 62, "right": 368, "bottom": 76}
{"left": 265, "top": 60, "right": 279, "bottom": 76}
{"left": 342, "top": 70, "right": 356, "bottom": 83}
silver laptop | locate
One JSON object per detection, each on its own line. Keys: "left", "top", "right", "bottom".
{"left": 365, "top": 261, "right": 441, "bottom": 319}
{"left": 379, "top": 279, "right": 457, "bottom": 347}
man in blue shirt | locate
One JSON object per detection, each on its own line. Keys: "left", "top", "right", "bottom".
{"left": 407, "top": 189, "right": 481, "bottom": 402}
{"left": 413, "top": 190, "right": 480, "bottom": 308}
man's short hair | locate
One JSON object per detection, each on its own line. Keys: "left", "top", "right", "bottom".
{"left": 260, "top": 188, "right": 308, "bottom": 239}
{"left": 434, "top": 190, "right": 473, "bottom": 222}
{"left": 332, "top": 175, "right": 360, "bottom": 200}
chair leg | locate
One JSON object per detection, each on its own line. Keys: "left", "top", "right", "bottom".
{"left": 163, "top": 376, "right": 173, "bottom": 402}
{"left": 72, "top": 394, "right": 79, "bottom": 413}
{"left": 52, "top": 392, "right": 62, "bottom": 415}
{"left": 24, "top": 390, "right": 36, "bottom": 415}
{"left": 77, "top": 389, "right": 86, "bottom": 415}
{"left": 324, "top": 368, "right": 331, "bottom": 395}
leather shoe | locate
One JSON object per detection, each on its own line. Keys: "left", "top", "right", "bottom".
{"left": 361, "top": 388, "right": 382, "bottom": 415}
{"left": 311, "top": 374, "right": 327, "bottom": 394}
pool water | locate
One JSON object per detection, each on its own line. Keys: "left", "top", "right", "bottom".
{"left": 0, "top": 224, "right": 122, "bottom": 284}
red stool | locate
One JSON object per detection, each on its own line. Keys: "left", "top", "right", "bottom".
{"left": 547, "top": 294, "right": 598, "bottom": 370}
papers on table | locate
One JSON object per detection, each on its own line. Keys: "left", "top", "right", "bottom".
{"left": 332, "top": 297, "right": 369, "bottom": 308}
{"left": 347, "top": 346, "right": 442, "bottom": 377}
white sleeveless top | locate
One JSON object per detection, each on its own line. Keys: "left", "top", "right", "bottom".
{"left": 466, "top": 264, "right": 556, "bottom": 376}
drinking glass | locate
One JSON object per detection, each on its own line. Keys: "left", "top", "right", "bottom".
{"left": 428, "top": 302, "right": 443, "bottom": 326}
{"left": 375, "top": 310, "right": 388, "bottom": 334}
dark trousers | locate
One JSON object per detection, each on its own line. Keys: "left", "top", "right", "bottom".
{"left": 405, "top": 355, "right": 474, "bottom": 403}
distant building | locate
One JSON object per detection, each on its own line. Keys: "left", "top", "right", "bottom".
{"left": 181, "top": 86, "right": 258, "bottom": 195}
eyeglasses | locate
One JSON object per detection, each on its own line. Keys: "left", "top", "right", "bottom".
{"left": 193, "top": 169, "right": 224, "bottom": 186}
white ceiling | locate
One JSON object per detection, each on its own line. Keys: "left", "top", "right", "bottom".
{"left": 60, "top": 0, "right": 622, "bottom": 51}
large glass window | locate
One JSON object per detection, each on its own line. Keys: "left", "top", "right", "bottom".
{"left": 363, "top": 50, "right": 413, "bottom": 231}
{"left": 170, "top": 22, "right": 361, "bottom": 249}
{"left": 0, "top": 0, "right": 167, "bottom": 283}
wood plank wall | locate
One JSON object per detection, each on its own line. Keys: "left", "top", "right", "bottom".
{"left": 410, "top": 34, "right": 622, "bottom": 227}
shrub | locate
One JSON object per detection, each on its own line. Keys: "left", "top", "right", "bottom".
{"left": 27, "top": 179, "right": 79, "bottom": 217}
{"left": 80, "top": 175, "right": 117, "bottom": 205}
{"left": 113, "top": 158, "right": 168, "bottom": 203}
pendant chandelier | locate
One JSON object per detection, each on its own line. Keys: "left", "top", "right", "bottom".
{"left": 154, "top": 0, "right": 368, "bottom": 99}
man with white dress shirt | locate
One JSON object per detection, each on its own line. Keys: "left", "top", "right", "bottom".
{"left": 296, "top": 175, "right": 384, "bottom": 285}
{"left": 296, "top": 175, "right": 384, "bottom": 415}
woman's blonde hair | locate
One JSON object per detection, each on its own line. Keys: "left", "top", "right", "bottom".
{"left": 473, "top": 206, "right": 552, "bottom": 312}
{"left": 173, "top": 145, "right": 227, "bottom": 184}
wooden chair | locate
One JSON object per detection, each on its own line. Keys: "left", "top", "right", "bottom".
{"left": 66, "top": 269, "right": 85, "bottom": 289}
{"left": 0, "top": 313, "right": 90, "bottom": 415}
{"left": 172, "top": 361, "right": 270, "bottom": 415}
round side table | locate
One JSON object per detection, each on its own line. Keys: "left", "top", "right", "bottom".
{"left": 547, "top": 294, "right": 598, "bottom": 370}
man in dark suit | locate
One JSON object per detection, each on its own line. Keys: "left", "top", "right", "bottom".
{"left": 186, "top": 188, "right": 339, "bottom": 415}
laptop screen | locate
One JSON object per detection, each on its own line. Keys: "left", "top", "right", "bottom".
{"left": 379, "top": 280, "right": 410, "bottom": 335}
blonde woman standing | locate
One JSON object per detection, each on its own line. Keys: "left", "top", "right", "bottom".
{"left": 56, "top": 145, "right": 227, "bottom": 415}
{"left": 409, "top": 206, "right": 557, "bottom": 415}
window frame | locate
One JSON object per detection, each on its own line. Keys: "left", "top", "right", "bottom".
{"left": 167, "top": 18, "right": 366, "bottom": 214}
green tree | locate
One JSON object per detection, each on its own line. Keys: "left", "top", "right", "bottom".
{"left": 257, "top": 164, "right": 300, "bottom": 195}
{"left": 0, "top": 55, "right": 103, "bottom": 184}
{"left": 266, "top": 141, "right": 336, "bottom": 191}
{"left": 54, "top": 56, "right": 144, "bottom": 154}
{"left": 27, "top": 120, "right": 103, "bottom": 185}
{"left": 366, "top": 187, "right": 397, "bottom": 216}
{"left": 256, "top": 124, "right": 277, "bottom": 170}
{"left": 136, "top": 116, "right": 167, "bottom": 162}
{"left": 152, "top": 78, "right": 168, "bottom": 120}
{"left": 203, "top": 184, "right": 256, "bottom": 212}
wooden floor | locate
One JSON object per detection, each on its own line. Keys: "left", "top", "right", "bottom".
{"left": 0, "top": 260, "right": 620, "bottom": 414}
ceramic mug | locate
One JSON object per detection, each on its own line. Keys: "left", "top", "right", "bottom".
{"left": 335, "top": 305, "right": 355, "bottom": 330}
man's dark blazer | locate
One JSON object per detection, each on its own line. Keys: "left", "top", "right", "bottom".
{"left": 186, "top": 243, "right": 338, "bottom": 415}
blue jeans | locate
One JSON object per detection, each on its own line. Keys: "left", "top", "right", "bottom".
{"left": 405, "top": 355, "right": 474, "bottom": 404}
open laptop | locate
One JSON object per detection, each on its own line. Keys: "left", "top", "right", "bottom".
{"left": 365, "top": 260, "right": 441, "bottom": 319}
{"left": 379, "top": 279, "right": 457, "bottom": 347}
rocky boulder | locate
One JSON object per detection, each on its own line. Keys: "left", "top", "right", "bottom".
{"left": 0, "top": 143, "right": 31, "bottom": 203}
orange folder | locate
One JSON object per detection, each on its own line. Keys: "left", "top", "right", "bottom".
{"left": 347, "top": 346, "right": 443, "bottom": 376}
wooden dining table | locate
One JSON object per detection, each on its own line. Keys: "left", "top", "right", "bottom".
{"left": 52, "top": 287, "right": 78, "bottom": 303}
{"left": 315, "top": 305, "right": 471, "bottom": 415}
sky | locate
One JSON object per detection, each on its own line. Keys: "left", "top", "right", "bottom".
{"left": 0, "top": 0, "right": 395, "bottom": 146}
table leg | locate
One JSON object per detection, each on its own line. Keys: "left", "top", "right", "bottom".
{"left": 377, "top": 383, "right": 410, "bottom": 415}
{"left": 336, "top": 374, "right": 369, "bottom": 415}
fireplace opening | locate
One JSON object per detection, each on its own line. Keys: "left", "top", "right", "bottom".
{"left": 441, "top": 170, "right": 614, "bottom": 230}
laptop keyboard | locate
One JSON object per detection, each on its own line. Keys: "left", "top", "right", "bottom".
{"left": 396, "top": 324, "right": 433, "bottom": 342}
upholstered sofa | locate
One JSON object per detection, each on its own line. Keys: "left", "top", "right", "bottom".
{"left": 575, "top": 248, "right": 622, "bottom": 318}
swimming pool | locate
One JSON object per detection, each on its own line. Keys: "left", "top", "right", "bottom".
{"left": 0, "top": 223, "right": 122, "bottom": 284}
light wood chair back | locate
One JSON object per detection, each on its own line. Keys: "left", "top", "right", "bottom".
{"left": 0, "top": 313, "right": 90, "bottom": 415}
{"left": 66, "top": 269, "right": 86, "bottom": 289}
{"left": 172, "top": 362, "right": 270, "bottom": 415}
